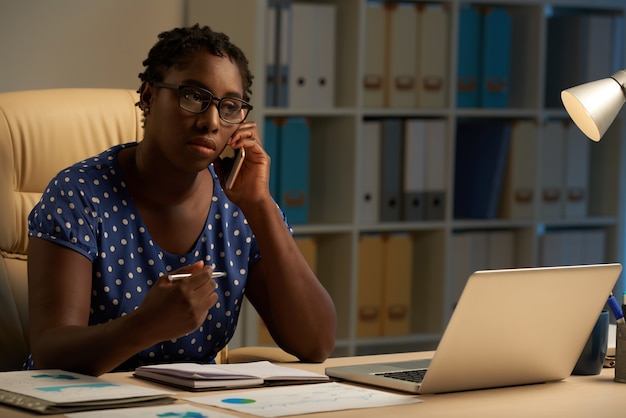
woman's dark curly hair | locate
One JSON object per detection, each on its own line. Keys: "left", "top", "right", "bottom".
{"left": 137, "top": 24, "right": 254, "bottom": 104}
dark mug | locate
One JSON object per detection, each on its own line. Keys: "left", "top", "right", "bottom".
{"left": 572, "top": 310, "right": 609, "bottom": 375}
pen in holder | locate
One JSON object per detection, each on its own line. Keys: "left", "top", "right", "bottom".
{"left": 615, "top": 322, "right": 626, "bottom": 383}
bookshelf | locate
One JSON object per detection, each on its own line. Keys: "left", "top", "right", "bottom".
{"left": 187, "top": 0, "right": 626, "bottom": 357}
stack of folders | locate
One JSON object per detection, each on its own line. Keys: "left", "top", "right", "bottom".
{"left": 359, "top": 118, "right": 447, "bottom": 224}
{"left": 265, "top": 117, "right": 310, "bottom": 225}
{"left": 454, "top": 120, "right": 512, "bottom": 219}
{"left": 134, "top": 361, "right": 329, "bottom": 391}
{"left": 356, "top": 233, "right": 414, "bottom": 338}
{"left": 363, "top": 3, "right": 450, "bottom": 109}
{"left": 265, "top": 2, "right": 336, "bottom": 108}
{"left": 545, "top": 12, "right": 620, "bottom": 108}
{"left": 457, "top": 5, "right": 512, "bottom": 108}
{"left": 0, "top": 369, "right": 174, "bottom": 414}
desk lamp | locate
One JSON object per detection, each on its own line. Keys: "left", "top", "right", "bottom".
{"left": 561, "top": 70, "right": 626, "bottom": 142}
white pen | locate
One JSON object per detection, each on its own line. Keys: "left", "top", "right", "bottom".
{"left": 168, "top": 271, "right": 227, "bottom": 282}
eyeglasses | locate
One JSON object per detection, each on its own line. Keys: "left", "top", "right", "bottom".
{"left": 152, "top": 82, "right": 253, "bottom": 124}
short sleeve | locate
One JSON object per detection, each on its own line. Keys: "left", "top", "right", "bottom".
{"left": 28, "top": 170, "right": 101, "bottom": 261}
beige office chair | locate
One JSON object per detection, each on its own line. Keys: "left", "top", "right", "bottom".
{"left": 0, "top": 88, "right": 144, "bottom": 370}
{"left": 0, "top": 88, "right": 294, "bottom": 370}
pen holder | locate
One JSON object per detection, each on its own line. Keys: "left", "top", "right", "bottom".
{"left": 615, "top": 322, "right": 626, "bottom": 383}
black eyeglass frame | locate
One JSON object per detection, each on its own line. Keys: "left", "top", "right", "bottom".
{"left": 152, "top": 81, "right": 253, "bottom": 124}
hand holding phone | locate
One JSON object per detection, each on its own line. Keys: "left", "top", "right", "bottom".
{"left": 219, "top": 146, "right": 245, "bottom": 190}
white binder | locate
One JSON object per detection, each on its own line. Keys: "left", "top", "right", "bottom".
{"left": 287, "top": 3, "right": 336, "bottom": 108}
{"left": 500, "top": 120, "right": 536, "bottom": 219}
{"left": 402, "top": 119, "right": 426, "bottom": 221}
{"left": 386, "top": 3, "right": 418, "bottom": 108}
{"left": 264, "top": 2, "right": 278, "bottom": 107}
{"left": 311, "top": 4, "right": 336, "bottom": 107}
{"left": 417, "top": 4, "right": 448, "bottom": 108}
{"left": 424, "top": 119, "right": 447, "bottom": 220}
{"left": 563, "top": 122, "right": 589, "bottom": 219}
{"left": 287, "top": 3, "right": 315, "bottom": 107}
{"left": 277, "top": 3, "right": 291, "bottom": 107}
{"left": 359, "top": 120, "right": 382, "bottom": 224}
{"left": 539, "top": 121, "right": 565, "bottom": 220}
{"left": 363, "top": 3, "right": 386, "bottom": 108}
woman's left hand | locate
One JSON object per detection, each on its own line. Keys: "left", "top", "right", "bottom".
{"left": 214, "top": 121, "right": 272, "bottom": 206}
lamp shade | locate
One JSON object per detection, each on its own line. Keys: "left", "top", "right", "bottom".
{"left": 561, "top": 75, "right": 626, "bottom": 142}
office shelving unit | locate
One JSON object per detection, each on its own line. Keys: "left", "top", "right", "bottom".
{"left": 187, "top": 0, "right": 626, "bottom": 357}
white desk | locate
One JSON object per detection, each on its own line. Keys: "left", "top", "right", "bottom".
{"left": 1, "top": 351, "right": 624, "bottom": 417}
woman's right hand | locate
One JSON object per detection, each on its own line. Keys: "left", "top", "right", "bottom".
{"left": 134, "top": 261, "right": 219, "bottom": 342}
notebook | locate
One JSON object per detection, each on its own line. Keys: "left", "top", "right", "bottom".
{"left": 326, "top": 263, "right": 622, "bottom": 394}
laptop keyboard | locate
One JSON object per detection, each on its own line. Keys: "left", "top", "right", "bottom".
{"left": 376, "top": 369, "right": 427, "bottom": 383}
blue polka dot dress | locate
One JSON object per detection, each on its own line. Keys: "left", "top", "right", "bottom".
{"left": 27, "top": 143, "right": 269, "bottom": 370}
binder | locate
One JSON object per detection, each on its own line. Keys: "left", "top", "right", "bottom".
{"left": 359, "top": 120, "right": 382, "bottom": 224}
{"left": 363, "top": 3, "right": 386, "bottom": 108}
{"left": 563, "top": 122, "right": 589, "bottom": 219}
{"left": 311, "top": 4, "right": 336, "bottom": 108}
{"left": 279, "top": 117, "right": 310, "bottom": 224}
{"left": 539, "top": 121, "right": 565, "bottom": 220}
{"left": 424, "top": 120, "right": 447, "bottom": 220}
{"left": 386, "top": 3, "right": 418, "bottom": 108}
{"left": 264, "top": 2, "right": 278, "bottom": 107}
{"left": 584, "top": 15, "right": 616, "bottom": 83}
{"left": 286, "top": 3, "right": 336, "bottom": 108}
{"left": 381, "top": 233, "right": 413, "bottom": 336}
{"left": 544, "top": 15, "right": 586, "bottom": 108}
{"left": 287, "top": 3, "right": 315, "bottom": 107}
{"left": 499, "top": 120, "right": 537, "bottom": 219}
{"left": 356, "top": 234, "right": 385, "bottom": 337}
{"left": 457, "top": 5, "right": 481, "bottom": 108}
{"left": 417, "top": 4, "right": 449, "bottom": 108}
{"left": 277, "top": 2, "right": 291, "bottom": 107}
{"left": 454, "top": 120, "right": 512, "bottom": 219}
{"left": 264, "top": 117, "right": 280, "bottom": 200}
{"left": 380, "top": 118, "right": 404, "bottom": 222}
{"left": 402, "top": 119, "right": 426, "bottom": 221}
{"left": 480, "top": 7, "right": 511, "bottom": 108}
{"left": 546, "top": 14, "right": 618, "bottom": 108}
{"left": 541, "top": 230, "right": 605, "bottom": 267}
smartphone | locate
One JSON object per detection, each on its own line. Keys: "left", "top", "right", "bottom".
{"left": 219, "top": 146, "right": 245, "bottom": 190}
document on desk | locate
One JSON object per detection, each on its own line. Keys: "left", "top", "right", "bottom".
{"left": 0, "top": 369, "right": 174, "bottom": 414}
{"left": 66, "top": 403, "right": 237, "bottom": 418}
{"left": 185, "top": 382, "right": 421, "bottom": 417}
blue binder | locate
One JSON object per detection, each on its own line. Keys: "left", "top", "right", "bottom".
{"left": 457, "top": 6, "right": 481, "bottom": 108}
{"left": 279, "top": 117, "right": 310, "bottom": 224}
{"left": 454, "top": 120, "right": 512, "bottom": 219}
{"left": 264, "top": 117, "right": 280, "bottom": 200}
{"left": 481, "top": 7, "right": 512, "bottom": 108}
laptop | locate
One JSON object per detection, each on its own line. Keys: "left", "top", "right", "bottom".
{"left": 326, "top": 263, "right": 622, "bottom": 394}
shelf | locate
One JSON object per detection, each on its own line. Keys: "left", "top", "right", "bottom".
{"left": 188, "top": 0, "right": 626, "bottom": 356}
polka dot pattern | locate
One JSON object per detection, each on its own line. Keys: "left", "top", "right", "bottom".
{"left": 27, "top": 143, "right": 264, "bottom": 370}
